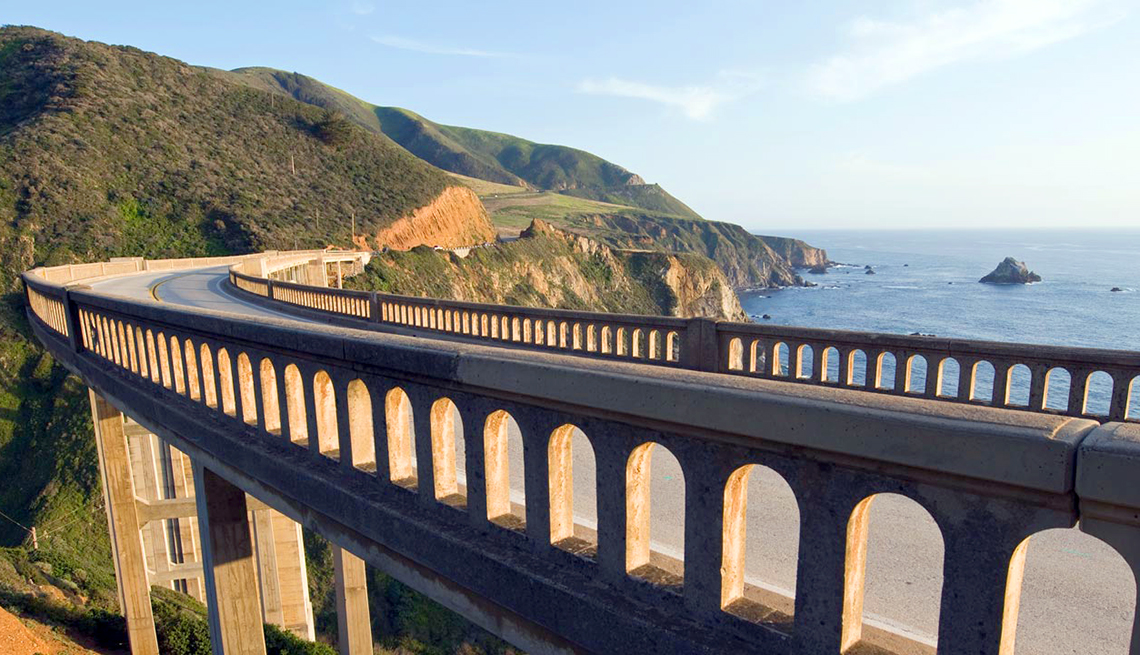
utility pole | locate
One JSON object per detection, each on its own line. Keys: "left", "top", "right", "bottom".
{"left": 30, "top": 526, "right": 37, "bottom": 551}
{"left": 351, "top": 210, "right": 356, "bottom": 246}
{"left": 290, "top": 154, "right": 295, "bottom": 175}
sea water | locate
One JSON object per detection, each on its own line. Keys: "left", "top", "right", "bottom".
{"left": 740, "top": 229, "right": 1140, "bottom": 416}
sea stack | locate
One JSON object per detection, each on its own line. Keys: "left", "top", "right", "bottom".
{"left": 979, "top": 257, "right": 1041, "bottom": 284}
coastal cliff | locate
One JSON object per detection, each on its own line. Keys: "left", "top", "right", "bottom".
{"left": 568, "top": 213, "right": 829, "bottom": 289}
{"left": 347, "top": 219, "right": 746, "bottom": 320}
{"left": 370, "top": 186, "right": 496, "bottom": 250}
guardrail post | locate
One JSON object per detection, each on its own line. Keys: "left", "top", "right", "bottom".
{"left": 63, "top": 287, "right": 85, "bottom": 353}
{"left": 682, "top": 318, "right": 720, "bottom": 372}
{"left": 369, "top": 292, "right": 381, "bottom": 323}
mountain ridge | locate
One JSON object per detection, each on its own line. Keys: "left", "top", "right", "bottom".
{"left": 221, "top": 67, "right": 704, "bottom": 220}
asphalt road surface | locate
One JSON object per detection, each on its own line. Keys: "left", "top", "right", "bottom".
{"left": 93, "top": 267, "right": 1137, "bottom": 653}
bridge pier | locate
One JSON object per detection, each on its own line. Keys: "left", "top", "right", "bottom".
{"left": 334, "top": 546, "right": 373, "bottom": 654}
{"left": 91, "top": 390, "right": 161, "bottom": 655}
{"left": 194, "top": 462, "right": 268, "bottom": 655}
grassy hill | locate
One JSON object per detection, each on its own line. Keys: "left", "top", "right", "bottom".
{"left": 0, "top": 26, "right": 503, "bottom": 654}
{"left": 222, "top": 68, "right": 703, "bottom": 220}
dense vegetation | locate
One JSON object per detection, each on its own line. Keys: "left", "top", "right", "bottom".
{"left": 223, "top": 68, "right": 703, "bottom": 219}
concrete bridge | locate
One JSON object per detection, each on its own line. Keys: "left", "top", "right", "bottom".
{"left": 20, "top": 250, "right": 1140, "bottom": 655}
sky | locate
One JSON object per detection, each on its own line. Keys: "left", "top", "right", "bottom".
{"left": 5, "top": 0, "right": 1139, "bottom": 231}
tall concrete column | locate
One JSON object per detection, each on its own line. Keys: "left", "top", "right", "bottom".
{"left": 89, "top": 390, "right": 160, "bottom": 655}
{"left": 333, "top": 546, "right": 373, "bottom": 655}
{"left": 193, "top": 463, "right": 267, "bottom": 655}
{"left": 271, "top": 510, "right": 316, "bottom": 640}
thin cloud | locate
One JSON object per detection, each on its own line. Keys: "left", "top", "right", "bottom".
{"left": 809, "top": 0, "right": 1125, "bottom": 101}
{"left": 350, "top": 1, "right": 375, "bottom": 15}
{"left": 370, "top": 34, "right": 510, "bottom": 58}
{"left": 577, "top": 72, "right": 760, "bottom": 120}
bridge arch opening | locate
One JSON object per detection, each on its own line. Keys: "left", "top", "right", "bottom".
{"left": 905, "top": 354, "right": 928, "bottom": 394}
{"left": 748, "top": 339, "right": 765, "bottom": 374}
{"left": 874, "top": 352, "right": 897, "bottom": 391}
{"left": 667, "top": 331, "right": 680, "bottom": 362}
{"left": 1083, "top": 370, "right": 1114, "bottom": 416}
{"left": 313, "top": 371, "right": 339, "bottom": 459}
{"left": 573, "top": 323, "right": 583, "bottom": 350}
{"left": 600, "top": 326, "right": 613, "bottom": 354}
{"left": 728, "top": 338, "right": 744, "bottom": 371}
{"left": 1011, "top": 528, "right": 1136, "bottom": 654}
{"left": 283, "top": 364, "right": 308, "bottom": 447}
{"left": 773, "top": 342, "right": 790, "bottom": 377}
{"left": 795, "top": 344, "right": 814, "bottom": 379}
{"left": 722, "top": 463, "right": 799, "bottom": 629}
{"left": 484, "top": 410, "right": 525, "bottom": 529}
{"left": 236, "top": 353, "right": 256, "bottom": 425}
{"left": 1005, "top": 364, "right": 1032, "bottom": 407}
{"left": 847, "top": 349, "right": 868, "bottom": 386}
{"left": 184, "top": 340, "right": 202, "bottom": 401}
{"left": 843, "top": 493, "right": 944, "bottom": 653}
{"left": 216, "top": 348, "right": 236, "bottom": 417}
{"left": 430, "top": 397, "right": 465, "bottom": 506}
{"left": 144, "top": 330, "right": 159, "bottom": 385}
{"left": 346, "top": 379, "right": 376, "bottom": 473}
{"left": 626, "top": 442, "right": 685, "bottom": 590}
{"left": 971, "top": 360, "right": 996, "bottom": 403}
{"left": 937, "top": 357, "right": 960, "bottom": 398}
{"left": 587, "top": 325, "right": 598, "bottom": 352}
{"left": 259, "top": 359, "right": 281, "bottom": 435}
{"left": 1044, "top": 367, "right": 1072, "bottom": 412}
{"left": 199, "top": 343, "right": 219, "bottom": 408}
{"left": 822, "top": 346, "right": 840, "bottom": 383}
{"left": 385, "top": 387, "right": 416, "bottom": 488}
{"left": 549, "top": 424, "right": 597, "bottom": 556}
{"left": 156, "top": 332, "right": 172, "bottom": 389}
{"left": 169, "top": 336, "right": 185, "bottom": 395}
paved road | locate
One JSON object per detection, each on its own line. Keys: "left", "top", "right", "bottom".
{"left": 92, "top": 268, "right": 1136, "bottom": 653}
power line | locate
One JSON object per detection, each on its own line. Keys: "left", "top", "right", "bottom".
{"left": 0, "top": 506, "right": 30, "bottom": 532}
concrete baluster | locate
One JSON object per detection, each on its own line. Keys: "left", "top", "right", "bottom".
{"left": 1109, "top": 370, "right": 1133, "bottom": 421}
{"left": 594, "top": 435, "right": 631, "bottom": 583}
{"left": 936, "top": 519, "right": 1033, "bottom": 655}
{"left": 519, "top": 413, "right": 553, "bottom": 550}
{"left": 1068, "top": 366, "right": 1091, "bottom": 416}
{"left": 458, "top": 404, "right": 489, "bottom": 528}
{"left": 410, "top": 390, "right": 438, "bottom": 508}
{"left": 1028, "top": 363, "right": 1049, "bottom": 411}
{"left": 789, "top": 472, "right": 859, "bottom": 654}
{"left": 683, "top": 453, "right": 730, "bottom": 617}
{"left": 369, "top": 380, "right": 392, "bottom": 484}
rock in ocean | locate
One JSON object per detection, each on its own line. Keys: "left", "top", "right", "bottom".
{"left": 979, "top": 257, "right": 1042, "bottom": 284}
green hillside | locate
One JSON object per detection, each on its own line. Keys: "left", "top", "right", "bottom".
{"left": 0, "top": 26, "right": 506, "bottom": 654}
{"left": 223, "top": 68, "right": 703, "bottom": 220}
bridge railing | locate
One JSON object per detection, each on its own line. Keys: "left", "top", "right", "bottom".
{"left": 23, "top": 268, "right": 1140, "bottom": 654}
{"left": 229, "top": 267, "right": 1140, "bottom": 424}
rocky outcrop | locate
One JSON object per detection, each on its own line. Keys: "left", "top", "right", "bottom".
{"left": 372, "top": 186, "right": 497, "bottom": 250}
{"left": 570, "top": 214, "right": 829, "bottom": 289}
{"left": 348, "top": 219, "right": 745, "bottom": 320}
{"left": 979, "top": 257, "right": 1042, "bottom": 284}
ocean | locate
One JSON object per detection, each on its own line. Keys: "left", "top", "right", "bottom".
{"left": 740, "top": 229, "right": 1140, "bottom": 415}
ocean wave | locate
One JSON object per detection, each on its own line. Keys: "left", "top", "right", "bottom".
{"left": 884, "top": 285, "right": 921, "bottom": 290}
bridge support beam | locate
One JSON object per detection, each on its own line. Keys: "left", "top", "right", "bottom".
{"left": 334, "top": 546, "right": 373, "bottom": 654}
{"left": 193, "top": 463, "right": 267, "bottom": 655}
{"left": 91, "top": 390, "right": 161, "bottom": 655}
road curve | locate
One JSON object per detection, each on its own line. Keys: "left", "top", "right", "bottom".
{"left": 90, "top": 267, "right": 1136, "bottom": 653}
